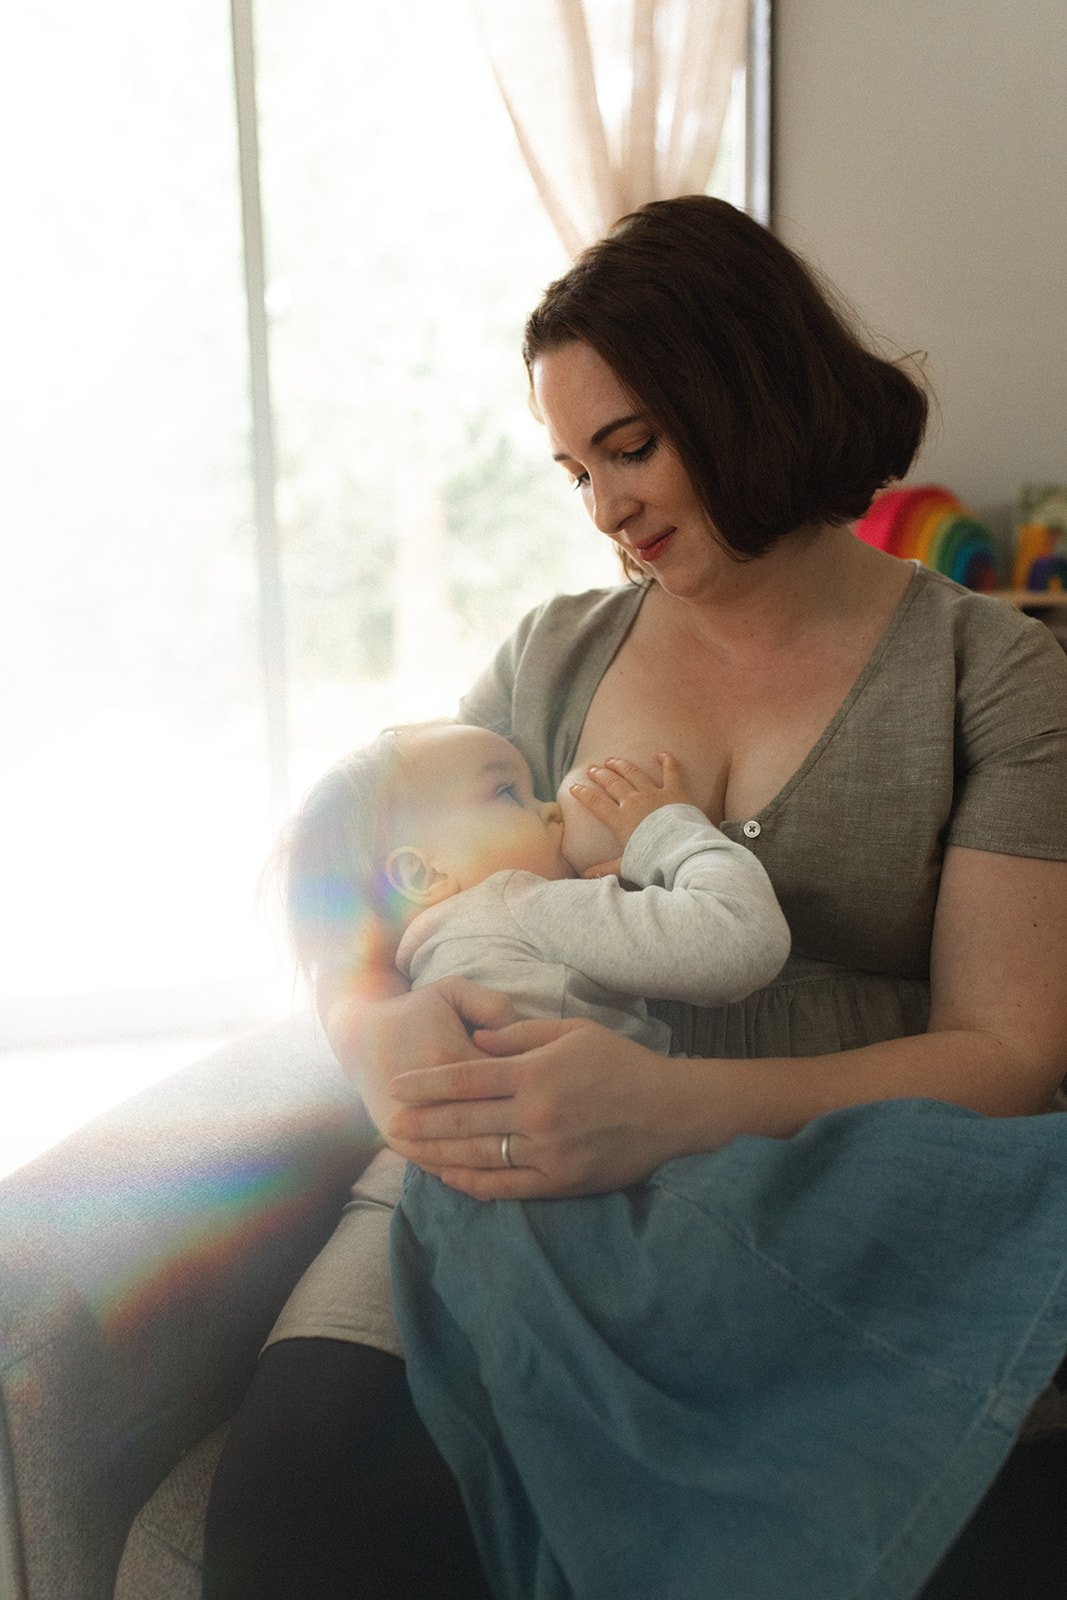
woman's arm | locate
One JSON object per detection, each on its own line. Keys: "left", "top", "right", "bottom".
{"left": 386, "top": 847, "right": 1067, "bottom": 1198}
{"left": 318, "top": 966, "right": 519, "bottom": 1137}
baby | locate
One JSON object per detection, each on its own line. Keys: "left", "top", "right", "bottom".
{"left": 281, "top": 719, "right": 792, "bottom": 1596}
{"left": 283, "top": 720, "right": 791, "bottom": 1055}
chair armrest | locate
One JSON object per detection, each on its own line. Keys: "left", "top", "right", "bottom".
{"left": 0, "top": 1013, "right": 378, "bottom": 1600}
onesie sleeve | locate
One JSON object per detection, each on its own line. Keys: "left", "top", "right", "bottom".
{"left": 948, "top": 612, "right": 1067, "bottom": 859}
{"left": 503, "top": 805, "right": 791, "bottom": 1007}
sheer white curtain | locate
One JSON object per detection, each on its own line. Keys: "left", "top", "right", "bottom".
{"left": 470, "top": 0, "right": 750, "bottom": 256}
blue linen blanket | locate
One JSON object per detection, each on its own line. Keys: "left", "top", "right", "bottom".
{"left": 390, "top": 1099, "right": 1067, "bottom": 1600}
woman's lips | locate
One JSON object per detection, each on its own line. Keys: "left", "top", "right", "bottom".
{"left": 633, "top": 528, "right": 675, "bottom": 563}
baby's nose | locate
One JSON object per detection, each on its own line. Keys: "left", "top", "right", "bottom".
{"left": 540, "top": 800, "right": 563, "bottom": 827}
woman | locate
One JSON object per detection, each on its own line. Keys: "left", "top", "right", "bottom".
{"left": 203, "top": 198, "right": 1067, "bottom": 1599}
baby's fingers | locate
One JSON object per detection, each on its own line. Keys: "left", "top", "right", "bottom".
{"left": 582, "top": 856, "right": 623, "bottom": 879}
{"left": 652, "top": 751, "right": 688, "bottom": 798}
{"left": 599, "top": 754, "right": 678, "bottom": 795}
{"left": 568, "top": 777, "right": 621, "bottom": 822}
{"left": 584, "top": 758, "right": 647, "bottom": 798}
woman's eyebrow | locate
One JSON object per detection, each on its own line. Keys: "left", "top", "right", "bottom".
{"left": 552, "top": 412, "right": 646, "bottom": 461}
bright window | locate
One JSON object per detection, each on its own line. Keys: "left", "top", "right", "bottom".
{"left": 0, "top": 2, "right": 757, "bottom": 1083}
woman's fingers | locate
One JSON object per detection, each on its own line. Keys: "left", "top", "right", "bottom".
{"left": 391, "top": 1131, "right": 522, "bottom": 1170}
{"left": 388, "top": 1087, "right": 514, "bottom": 1139}
{"left": 397, "top": 1131, "right": 580, "bottom": 1201}
{"left": 388, "top": 1050, "right": 527, "bottom": 1101}
{"left": 387, "top": 1022, "right": 585, "bottom": 1140}
{"left": 434, "top": 976, "right": 520, "bottom": 1031}
{"left": 389, "top": 1019, "right": 590, "bottom": 1094}
{"left": 389, "top": 1018, "right": 687, "bottom": 1200}
{"left": 387, "top": 1020, "right": 591, "bottom": 1144}
{"left": 472, "top": 1016, "right": 593, "bottom": 1055}
{"left": 391, "top": 1132, "right": 573, "bottom": 1199}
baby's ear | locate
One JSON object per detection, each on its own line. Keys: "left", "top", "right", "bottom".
{"left": 385, "top": 846, "right": 457, "bottom": 908}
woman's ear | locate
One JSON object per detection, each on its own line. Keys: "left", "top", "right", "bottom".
{"left": 385, "top": 845, "right": 458, "bottom": 908}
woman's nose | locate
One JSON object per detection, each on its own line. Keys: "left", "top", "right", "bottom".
{"left": 588, "top": 477, "right": 640, "bottom": 536}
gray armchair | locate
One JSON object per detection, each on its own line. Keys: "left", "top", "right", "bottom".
{"left": 0, "top": 1015, "right": 379, "bottom": 1600}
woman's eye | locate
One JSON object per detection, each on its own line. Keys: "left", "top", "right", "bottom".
{"left": 568, "top": 437, "right": 654, "bottom": 490}
{"left": 620, "top": 436, "right": 656, "bottom": 464}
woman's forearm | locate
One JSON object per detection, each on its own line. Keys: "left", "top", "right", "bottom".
{"left": 388, "top": 1012, "right": 1065, "bottom": 1201}
{"left": 668, "top": 1028, "right": 1065, "bottom": 1155}
{"left": 316, "top": 962, "right": 409, "bottom": 1035}
{"left": 323, "top": 973, "right": 523, "bottom": 1137}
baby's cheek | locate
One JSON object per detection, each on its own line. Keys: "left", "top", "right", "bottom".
{"left": 557, "top": 768, "right": 621, "bottom": 874}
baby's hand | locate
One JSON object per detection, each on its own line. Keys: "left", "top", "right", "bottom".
{"left": 569, "top": 753, "right": 694, "bottom": 857}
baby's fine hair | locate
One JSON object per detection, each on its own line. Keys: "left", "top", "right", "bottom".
{"left": 279, "top": 729, "right": 411, "bottom": 984}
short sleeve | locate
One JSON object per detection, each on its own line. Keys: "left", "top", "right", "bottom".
{"left": 948, "top": 612, "right": 1067, "bottom": 860}
{"left": 455, "top": 609, "right": 535, "bottom": 739}
{"left": 455, "top": 583, "right": 647, "bottom": 802}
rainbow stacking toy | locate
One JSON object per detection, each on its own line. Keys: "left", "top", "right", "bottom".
{"left": 1011, "top": 488, "right": 1067, "bottom": 591}
{"left": 853, "top": 486, "right": 1000, "bottom": 591}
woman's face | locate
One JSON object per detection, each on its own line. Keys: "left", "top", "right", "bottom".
{"left": 530, "top": 340, "right": 722, "bottom": 596}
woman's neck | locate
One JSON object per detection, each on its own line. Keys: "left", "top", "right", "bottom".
{"left": 654, "top": 525, "right": 907, "bottom": 658}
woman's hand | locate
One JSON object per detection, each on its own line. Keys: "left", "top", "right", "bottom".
{"left": 324, "top": 977, "right": 519, "bottom": 1139}
{"left": 387, "top": 1016, "right": 697, "bottom": 1199}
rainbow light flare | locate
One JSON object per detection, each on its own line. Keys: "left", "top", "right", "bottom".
{"left": 90, "top": 1149, "right": 317, "bottom": 1344}
{"left": 4, "top": 1093, "right": 370, "bottom": 1380}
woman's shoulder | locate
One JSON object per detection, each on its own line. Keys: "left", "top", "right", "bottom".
{"left": 908, "top": 562, "right": 1037, "bottom": 634}
{"left": 464, "top": 581, "right": 647, "bottom": 699}
{"left": 458, "top": 581, "right": 649, "bottom": 756}
{"left": 906, "top": 565, "right": 1067, "bottom": 678}
{"left": 516, "top": 580, "right": 648, "bottom": 642}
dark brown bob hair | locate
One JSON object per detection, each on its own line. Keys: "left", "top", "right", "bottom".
{"left": 523, "top": 196, "right": 928, "bottom": 561}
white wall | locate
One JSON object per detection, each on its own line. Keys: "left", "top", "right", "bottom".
{"left": 773, "top": 0, "right": 1066, "bottom": 543}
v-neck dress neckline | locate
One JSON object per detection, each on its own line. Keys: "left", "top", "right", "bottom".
{"left": 551, "top": 564, "right": 923, "bottom": 839}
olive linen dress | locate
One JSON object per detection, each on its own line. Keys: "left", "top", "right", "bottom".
{"left": 271, "top": 565, "right": 1067, "bottom": 1599}
{"left": 454, "top": 563, "right": 1067, "bottom": 1062}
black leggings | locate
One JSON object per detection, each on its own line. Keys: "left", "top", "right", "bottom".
{"left": 918, "top": 1427, "right": 1067, "bottom": 1600}
{"left": 201, "top": 1337, "right": 493, "bottom": 1600}
{"left": 203, "top": 1336, "right": 1066, "bottom": 1600}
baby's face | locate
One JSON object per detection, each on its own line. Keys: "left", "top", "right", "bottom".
{"left": 400, "top": 725, "right": 574, "bottom": 890}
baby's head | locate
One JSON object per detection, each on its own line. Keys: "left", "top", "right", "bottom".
{"left": 282, "top": 722, "right": 572, "bottom": 979}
